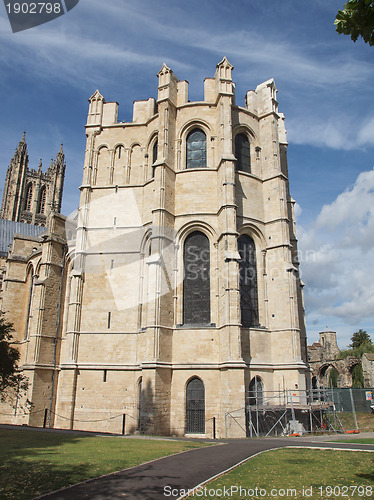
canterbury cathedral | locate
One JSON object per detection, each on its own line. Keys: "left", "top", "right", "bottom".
{"left": 0, "top": 132, "right": 65, "bottom": 225}
{"left": 0, "top": 59, "right": 309, "bottom": 438}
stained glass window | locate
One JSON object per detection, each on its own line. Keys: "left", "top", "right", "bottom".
{"left": 186, "top": 129, "right": 207, "bottom": 169}
{"left": 183, "top": 231, "right": 210, "bottom": 324}
{"left": 238, "top": 235, "right": 258, "bottom": 327}
{"left": 235, "top": 133, "right": 251, "bottom": 173}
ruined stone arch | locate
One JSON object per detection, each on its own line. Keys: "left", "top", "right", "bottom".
{"left": 319, "top": 363, "right": 341, "bottom": 388}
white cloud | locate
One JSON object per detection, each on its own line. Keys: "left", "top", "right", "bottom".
{"left": 294, "top": 202, "right": 302, "bottom": 220}
{"left": 1, "top": 0, "right": 373, "bottom": 94}
{"left": 300, "top": 169, "right": 374, "bottom": 332}
{"left": 288, "top": 116, "right": 374, "bottom": 150}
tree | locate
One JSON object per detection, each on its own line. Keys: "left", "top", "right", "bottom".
{"left": 335, "top": 0, "right": 374, "bottom": 46}
{"left": 0, "top": 312, "right": 28, "bottom": 405}
{"left": 349, "top": 329, "right": 372, "bottom": 348}
{"left": 351, "top": 363, "right": 365, "bottom": 387}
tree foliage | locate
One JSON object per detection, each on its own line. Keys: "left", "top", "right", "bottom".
{"left": 338, "top": 330, "right": 373, "bottom": 359}
{"left": 349, "top": 329, "right": 372, "bottom": 348}
{"left": 351, "top": 362, "right": 365, "bottom": 388}
{"left": 328, "top": 367, "right": 339, "bottom": 388}
{"left": 335, "top": 0, "right": 374, "bottom": 46}
{"left": 0, "top": 312, "right": 28, "bottom": 404}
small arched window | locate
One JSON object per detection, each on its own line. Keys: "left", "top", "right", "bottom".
{"left": 238, "top": 235, "right": 258, "bottom": 327}
{"left": 37, "top": 186, "right": 46, "bottom": 214}
{"left": 25, "top": 183, "right": 33, "bottom": 211}
{"left": 183, "top": 231, "right": 210, "bottom": 325}
{"left": 248, "top": 376, "right": 264, "bottom": 406}
{"left": 235, "top": 133, "right": 251, "bottom": 173}
{"left": 186, "top": 377, "right": 205, "bottom": 434}
{"left": 186, "top": 129, "right": 207, "bottom": 169}
{"left": 152, "top": 140, "right": 158, "bottom": 178}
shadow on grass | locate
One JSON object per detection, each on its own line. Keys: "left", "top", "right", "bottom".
{"left": 0, "top": 428, "right": 205, "bottom": 500}
{"left": 1, "top": 459, "right": 92, "bottom": 500}
{"left": 356, "top": 471, "right": 374, "bottom": 482}
{"left": 0, "top": 429, "right": 96, "bottom": 500}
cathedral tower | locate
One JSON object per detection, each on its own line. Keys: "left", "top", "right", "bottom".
{"left": 0, "top": 133, "right": 65, "bottom": 226}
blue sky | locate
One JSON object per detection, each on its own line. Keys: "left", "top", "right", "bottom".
{"left": 0, "top": 0, "right": 373, "bottom": 347}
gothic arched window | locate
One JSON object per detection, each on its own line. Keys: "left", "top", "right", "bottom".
{"left": 238, "top": 235, "right": 258, "bottom": 327}
{"left": 37, "top": 186, "right": 46, "bottom": 214}
{"left": 152, "top": 140, "right": 158, "bottom": 178}
{"left": 25, "top": 183, "right": 33, "bottom": 211}
{"left": 186, "top": 129, "right": 207, "bottom": 169}
{"left": 183, "top": 231, "right": 210, "bottom": 325}
{"left": 186, "top": 377, "right": 205, "bottom": 434}
{"left": 235, "top": 133, "right": 251, "bottom": 173}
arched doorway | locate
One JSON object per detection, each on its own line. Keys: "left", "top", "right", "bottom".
{"left": 186, "top": 378, "right": 205, "bottom": 434}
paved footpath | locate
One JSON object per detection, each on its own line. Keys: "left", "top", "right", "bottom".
{"left": 33, "top": 433, "right": 374, "bottom": 500}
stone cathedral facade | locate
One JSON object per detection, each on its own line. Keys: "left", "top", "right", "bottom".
{"left": 0, "top": 59, "right": 308, "bottom": 438}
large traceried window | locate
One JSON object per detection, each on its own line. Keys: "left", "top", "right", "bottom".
{"left": 37, "top": 186, "right": 46, "bottom": 214}
{"left": 186, "top": 129, "right": 207, "bottom": 169}
{"left": 238, "top": 235, "right": 259, "bottom": 327}
{"left": 183, "top": 231, "right": 210, "bottom": 325}
{"left": 235, "top": 133, "right": 251, "bottom": 173}
{"left": 25, "top": 183, "right": 33, "bottom": 211}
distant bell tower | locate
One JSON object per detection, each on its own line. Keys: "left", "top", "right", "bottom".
{"left": 0, "top": 133, "right": 66, "bottom": 226}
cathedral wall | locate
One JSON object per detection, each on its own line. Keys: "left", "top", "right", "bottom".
{"left": 174, "top": 170, "right": 218, "bottom": 215}
{"left": 169, "top": 368, "right": 247, "bottom": 438}
{"left": 54, "top": 368, "right": 139, "bottom": 433}
{"left": 235, "top": 173, "right": 264, "bottom": 222}
{"left": 171, "top": 329, "right": 220, "bottom": 365}
{"left": 1, "top": 237, "right": 42, "bottom": 365}
{"left": 0, "top": 61, "right": 309, "bottom": 438}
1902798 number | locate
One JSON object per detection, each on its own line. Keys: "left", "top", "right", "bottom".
{"left": 5, "top": 3, "right": 62, "bottom": 14}
{"left": 318, "top": 485, "right": 373, "bottom": 497}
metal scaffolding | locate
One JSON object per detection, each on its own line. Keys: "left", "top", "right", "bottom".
{"left": 225, "top": 388, "right": 362, "bottom": 438}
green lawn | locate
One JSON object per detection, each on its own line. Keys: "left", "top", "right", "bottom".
{"left": 328, "top": 437, "right": 374, "bottom": 444}
{"left": 337, "top": 411, "right": 374, "bottom": 432}
{"left": 0, "top": 429, "right": 208, "bottom": 500}
{"left": 190, "top": 448, "right": 374, "bottom": 500}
